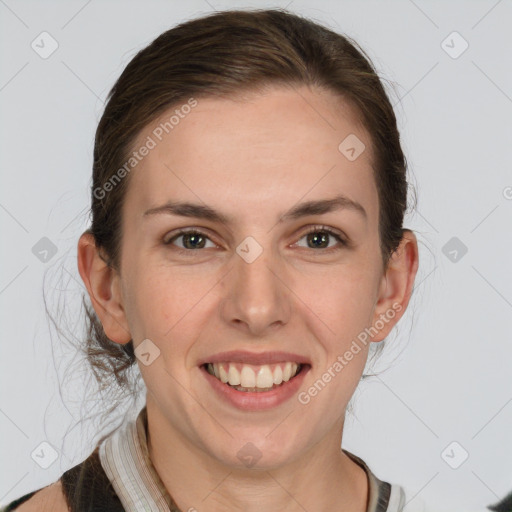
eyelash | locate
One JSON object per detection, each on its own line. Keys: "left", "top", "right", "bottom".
{"left": 163, "top": 225, "right": 348, "bottom": 255}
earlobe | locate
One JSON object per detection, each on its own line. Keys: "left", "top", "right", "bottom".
{"left": 370, "top": 229, "right": 419, "bottom": 342}
{"left": 77, "top": 232, "right": 132, "bottom": 344}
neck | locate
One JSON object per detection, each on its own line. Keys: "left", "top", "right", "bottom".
{"left": 145, "top": 399, "right": 368, "bottom": 512}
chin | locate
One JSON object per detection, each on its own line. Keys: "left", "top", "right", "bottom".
{"left": 205, "top": 432, "right": 303, "bottom": 472}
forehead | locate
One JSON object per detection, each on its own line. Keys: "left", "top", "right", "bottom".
{"left": 123, "top": 85, "right": 378, "bottom": 228}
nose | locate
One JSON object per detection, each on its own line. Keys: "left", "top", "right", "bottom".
{"left": 220, "top": 243, "right": 292, "bottom": 336}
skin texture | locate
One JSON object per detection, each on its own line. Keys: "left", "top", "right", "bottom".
{"left": 77, "top": 84, "right": 419, "bottom": 512}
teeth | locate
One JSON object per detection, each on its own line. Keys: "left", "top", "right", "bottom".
{"left": 240, "top": 366, "right": 256, "bottom": 387}
{"left": 218, "top": 364, "right": 229, "bottom": 383}
{"left": 228, "top": 365, "right": 241, "bottom": 385}
{"left": 283, "top": 362, "right": 292, "bottom": 381}
{"left": 206, "top": 362, "right": 302, "bottom": 389}
{"left": 256, "top": 365, "right": 274, "bottom": 388}
{"left": 273, "top": 365, "right": 283, "bottom": 385}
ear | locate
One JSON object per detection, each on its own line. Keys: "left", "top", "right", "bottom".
{"left": 77, "top": 231, "right": 132, "bottom": 344}
{"left": 370, "top": 229, "right": 419, "bottom": 342}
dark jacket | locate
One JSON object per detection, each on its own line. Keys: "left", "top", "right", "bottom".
{"left": 1, "top": 448, "right": 124, "bottom": 512}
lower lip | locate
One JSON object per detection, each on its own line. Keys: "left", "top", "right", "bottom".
{"left": 200, "top": 364, "right": 310, "bottom": 411}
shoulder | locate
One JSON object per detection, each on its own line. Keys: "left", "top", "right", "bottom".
{"left": 4, "top": 481, "right": 69, "bottom": 512}
{"left": 2, "top": 446, "right": 124, "bottom": 512}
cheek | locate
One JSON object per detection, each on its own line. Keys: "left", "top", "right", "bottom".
{"left": 132, "top": 275, "right": 177, "bottom": 335}
{"left": 127, "top": 266, "right": 213, "bottom": 339}
{"left": 120, "top": 265, "right": 171, "bottom": 341}
{"left": 298, "top": 266, "right": 378, "bottom": 329}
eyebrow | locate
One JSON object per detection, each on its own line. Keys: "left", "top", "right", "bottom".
{"left": 143, "top": 194, "right": 367, "bottom": 224}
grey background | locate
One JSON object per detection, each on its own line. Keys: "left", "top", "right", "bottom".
{"left": 1, "top": 0, "right": 511, "bottom": 510}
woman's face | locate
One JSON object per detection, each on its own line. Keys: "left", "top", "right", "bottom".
{"left": 88, "top": 85, "right": 415, "bottom": 469}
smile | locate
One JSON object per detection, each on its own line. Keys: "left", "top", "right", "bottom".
{"left": 204, "top": 362, "right": 303, "bottom": 392}
{"left": 200, "top": 359, "right": 310, "bottom": 411}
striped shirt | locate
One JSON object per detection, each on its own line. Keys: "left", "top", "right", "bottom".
{"left": 98, "top": 406, "right": 411, "bottom": 512}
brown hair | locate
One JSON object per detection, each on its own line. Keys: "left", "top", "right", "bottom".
{"left": 77, "top": 8, "right": 416, "bottom": 425}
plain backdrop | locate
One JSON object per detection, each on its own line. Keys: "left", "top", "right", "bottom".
{"left": 1, "top": 1, "right": 511, "bottom": 511}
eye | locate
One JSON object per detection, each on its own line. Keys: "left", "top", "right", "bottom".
{"left": 294, "top": 225, "right": 347, "bottom": 252}
{"left": 163, "top": 229, "right": 217, "bottom": 252}
{"left": 163, "top": 225, "right": 348, "bottom": 255}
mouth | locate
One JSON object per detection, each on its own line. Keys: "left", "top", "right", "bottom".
{"left": 198, "top": 350, "right": 312, "bottom": 410}
{"left": 202, "top": 361, "right": 306, "bottom": 392}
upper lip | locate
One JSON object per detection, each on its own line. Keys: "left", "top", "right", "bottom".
{"left": 198, "top": 350, "right": 312, "bottom": 366}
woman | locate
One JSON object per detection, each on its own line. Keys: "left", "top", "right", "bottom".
{"left": 3, "top": 8, "right": 421, "bottom": 512}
